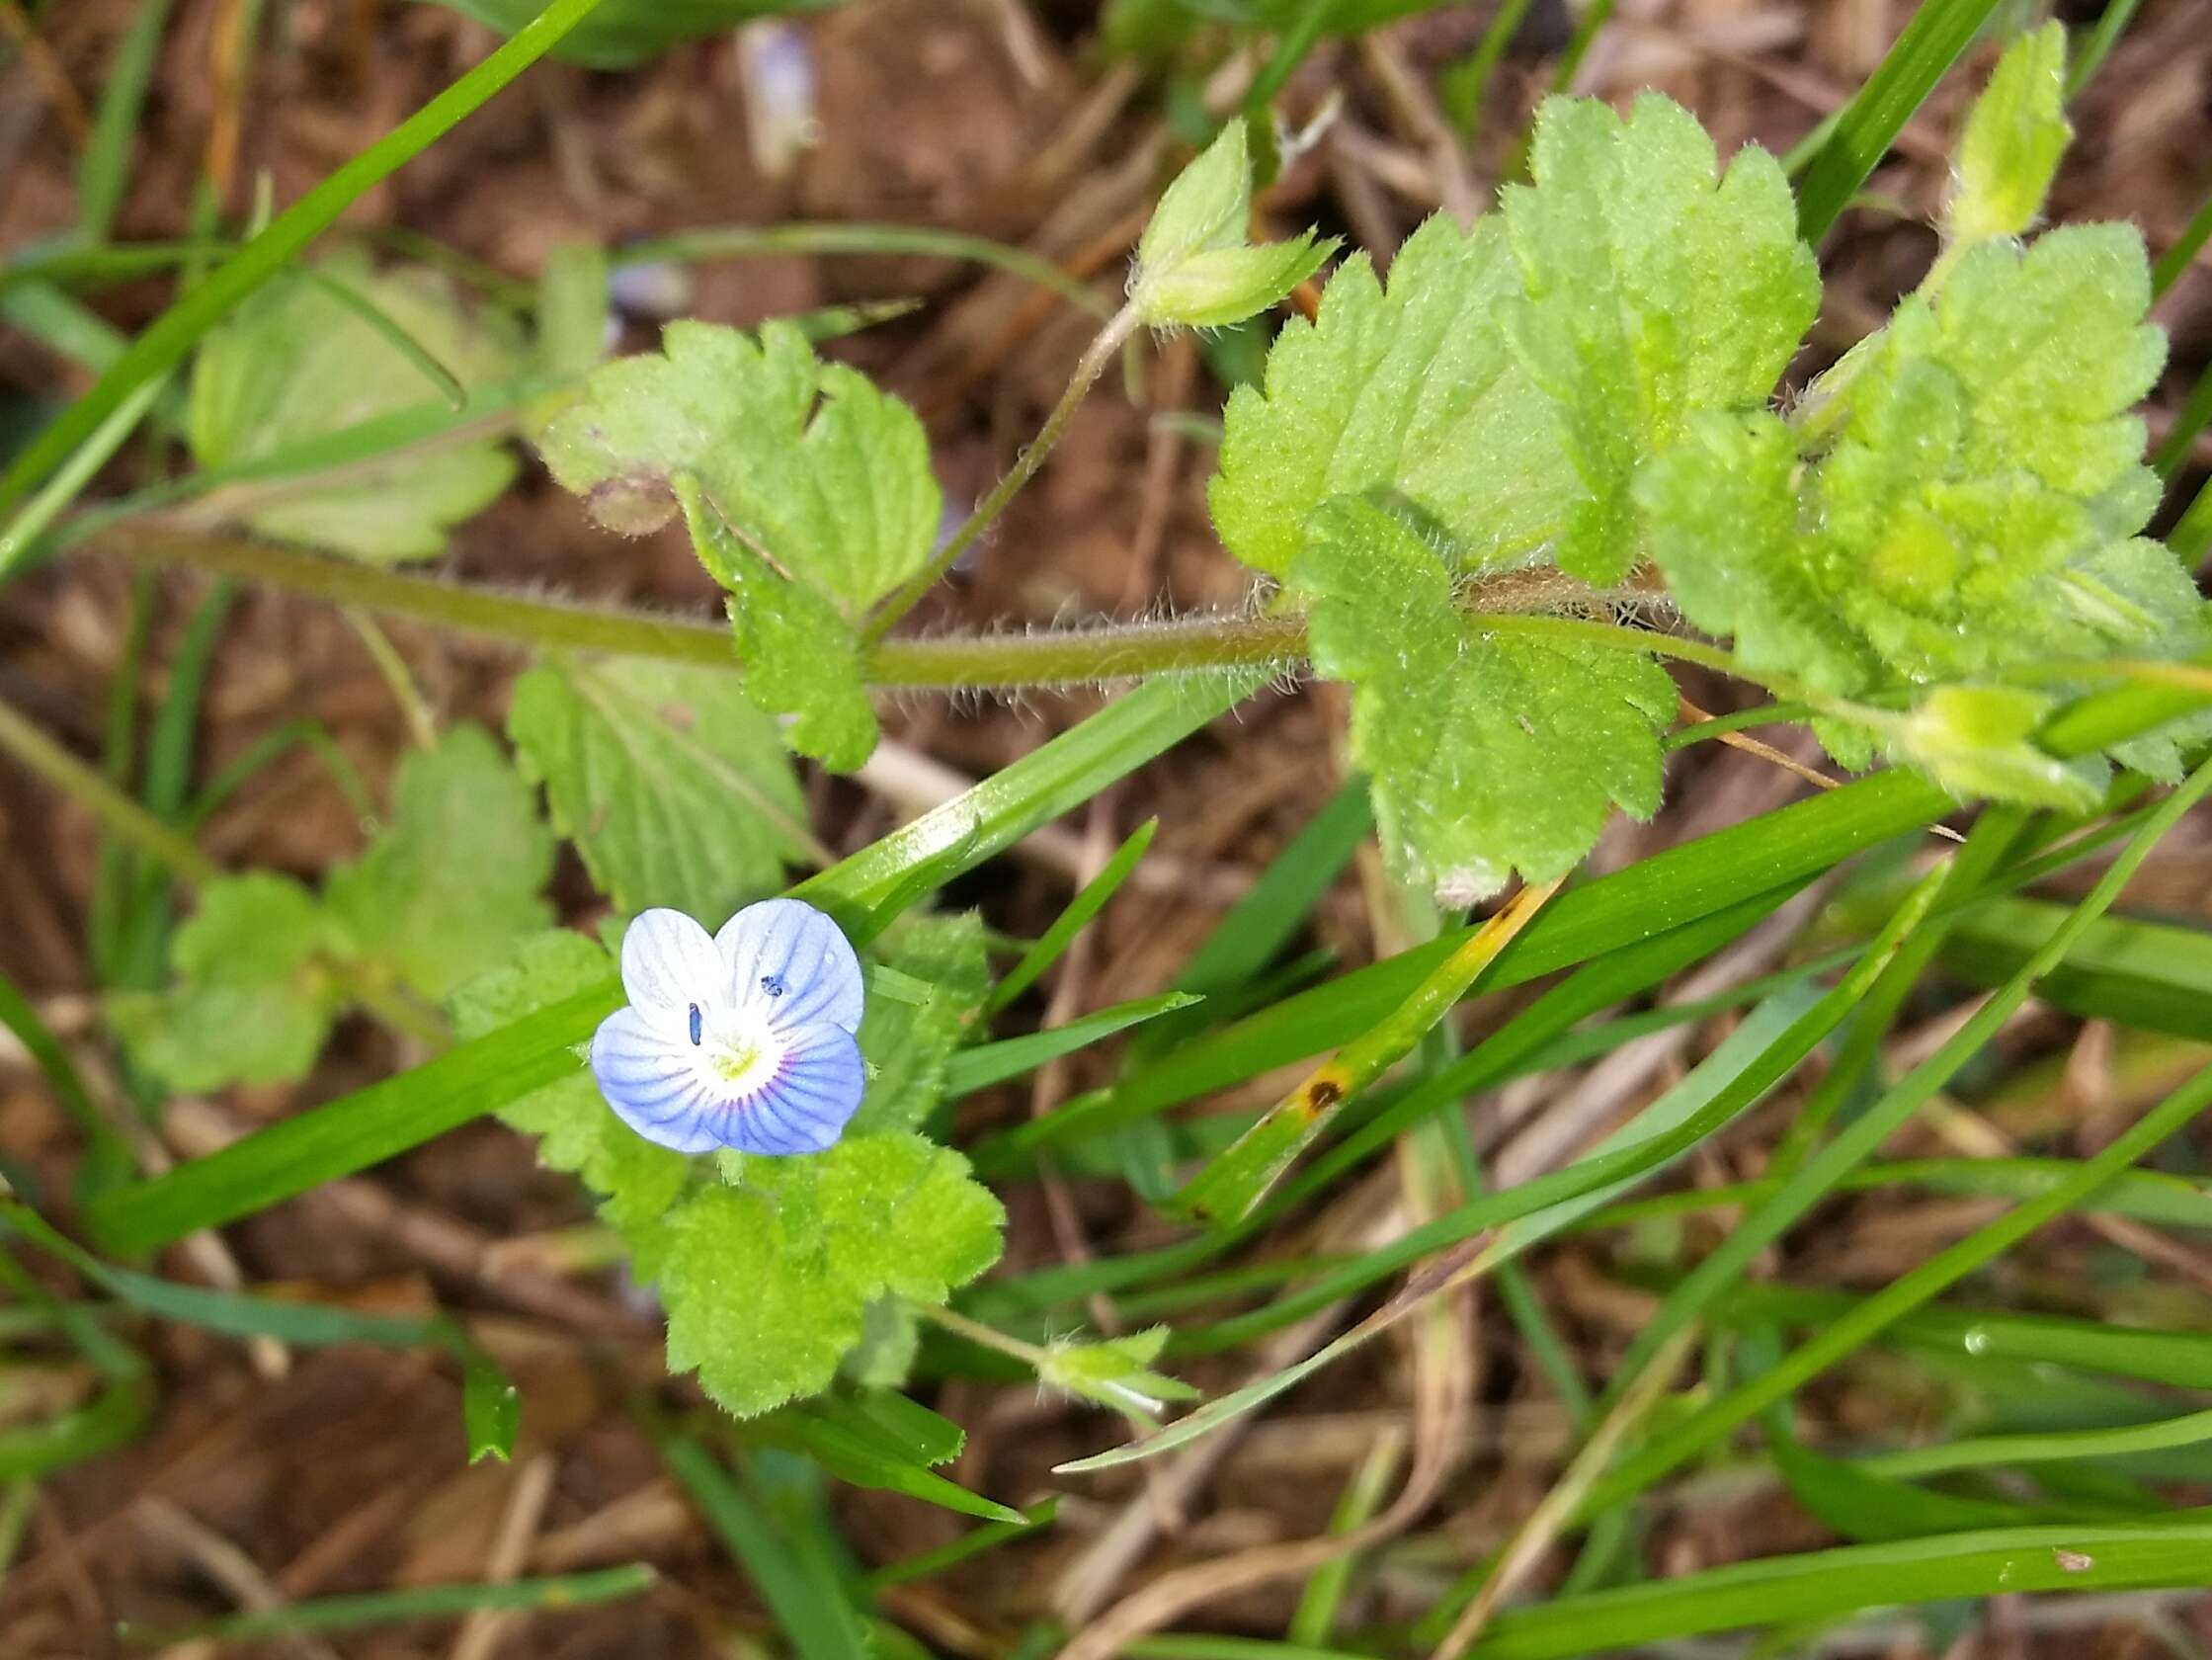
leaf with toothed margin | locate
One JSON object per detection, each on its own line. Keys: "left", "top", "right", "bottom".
{"left": 508, "top": 656, "right": 810, "bottom": 923}
{"left": 659, "top": 1130, "right": 1004, "bottom": 1418}
{"left": 1130, "top": 118, "right": 1334, "bottom": 330}
{"left": 1641, "top": 222, "right": 2203, "bottom": 789}
{"left": 449, "top": 930, "right": 688, "bottom": 1258}
{"left": 109, "top": 874, "right": 349, "bottom": 1091}
{"left": 1497, "top": 92, "right": 1819, "bottom": 585}
{"left": 1210, "top": 212, "right": 1570, "bottom": 582}
{"left": 535, "top": 320, "right": 939, "bottom": 770}
{"left": 1294, "top": 496, "right": 1675, "bottom": 903}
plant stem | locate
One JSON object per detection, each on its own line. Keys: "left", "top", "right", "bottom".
{"left": 862, "top": 305, "right": 1140, "bottom": 643}
{"left": 911, "top": 1299, "right": 1052, "bottom": 1369}
{"left": 0, "top": 696, "right": 220, "bottom": 889}
{"left": 97, "top": 524, "right": 1722, "bottom": 692}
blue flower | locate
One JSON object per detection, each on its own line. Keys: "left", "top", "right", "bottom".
{"left": 590, "top": 899, "right": 866, "bottom": 1156}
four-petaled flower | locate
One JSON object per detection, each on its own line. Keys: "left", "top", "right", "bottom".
{"left": 591, "top": 899, "right": 866, "bottom": 1155}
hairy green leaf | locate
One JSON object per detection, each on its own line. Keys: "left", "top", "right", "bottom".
{"left": 1500, "top": 93, "right": 1818, "bottom": 583}
{"left": 109, "top": 873, "right": 345, "bottom": 1091}
{"left": 661, "top": 1130, "right": 1003, "bottom": 1418}
{"left": 537, "top": 321, "right": 935, "bottom": 767}
{"left": 1131, "top": 119, "right": 1332, "bottom": 329}
{"left": 326, "top": 723, "right": 556, "bottom": 1001}
{"left": 1210, "top": 213, "right": 1566, "bottom": 579}
{"left": 187, "top": 249, "right": 520, "bottom": 561}
{"left": 449, "top": 929, "right": 687, "bottom": 1246}
{"left": 1646, "top": 224, "right": 2195, "bottom": 784}
{"left": 508, "top": 656, "right": 808, "bottom": 921}
{"left": 1948, "top": 22, "right": 2070, "bottom": 245}
{"left": 1297, "top": 497, "right": 1674, "bottom": 900}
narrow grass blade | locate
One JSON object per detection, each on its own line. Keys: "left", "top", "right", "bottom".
{"left": 1795, "top": 0, "right": 2006, "bottom": 242}
{"left": 1717, "top": 1280, "right": 2212, "bottom": 1390}
{"left": 1450, "top": 1519, "right": 2212, "bottom": 1659}
{"left": 78, "top": 0, "right": 176, "bottom": 242}
{"left": 2153, "top": 185, "right": 2212, "bottom": 299}
{"left": 1936, "top": 896, "right": 2212, "bottom": 1041}
{"left": 81, "top": 984, "right": 620, "bottom": 1254}
{"left": 1580, "top": 1157, "right": 2212, "bottom": 1235}
{"left": 0, "top": 970, "right": 129, "bottom": 1180}
{"left": 1, "top": 1199, "right": 519, "bottom": 1459}
{"left": 288, "top": 266, "right": 468, "bottom": 408}
{"left": 1586, "top": 930, "right": 2212, "bottom": 1516}
{"left": 1864, "top": 1405, "right": 2212, "bottom": 1481}
{"left": 1173, "top": 877, "right": 1559, "bottom": 1227}
{"left": 1439, "top": 0, "right": 1540, "bottom": 136}
{"left": 116, "top": 1565, "right": 653, "bottom": 1646}
{"left": 0, "top": 282, "right": 128, "bottom": 374}
{"left": 1288, "top": 1430, "right": 1401, "bottom": 1645}
{"left": 860, "top": 1499, "right": 1057, "bottom": 1593}
{"left": 1056, "top": 874, "right": 1943, "bottom": 1471}
{"left": 947, "top": 993, "right": 1200, "bottom": 1097}
{"left": 663, "top": 1437, "right": 873, "bottom": 1660}
{"left": 0, "top": 0, "right": 610, "bottom": 542}
{"left": 986, "top": 819, "right": 1157, "bottom": 1014}
{"left": 2154, "top": 361, "right": 2212, "bottom": 482}
{"left": 1128, "top": 781, "right": 1371, "bottom": 1064}
{"left": 2068, "top": 0, "right": 2147, "bottom": 95}
{"left": 796, "top": 671, "right": 1264, "bottom": 922}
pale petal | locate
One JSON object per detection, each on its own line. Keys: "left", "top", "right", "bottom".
{"left": 724, "top": 1023, "right": 864, "bottom": 1156}
{"left": 619, "top": 908, "right": 725, "bottom": 1016}
{"left": 589, "top": 1005, "right": 725, "bottom": 1152}
{"left": 716, "top": 897, "right": 865, "bottom": 1034}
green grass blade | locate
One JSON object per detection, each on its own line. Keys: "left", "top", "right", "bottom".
{"left": 116, "top": 1565, "right": 653, "bottom": 1646}
{"left": 1439, "top": 0, "right": 1540, "bottom": 136}
{"left": 1128, "top": 782, "right": 1371, "bottom": 1064}
{"left": 1173, "top": 877, "right": 1558, "bottom": 1226}
{"left": 0, "top": 971, "right": 127, "bottom": 1177}
{"left": 795, "top": 671, "right": 1263, "bottom": 924}
{"left": 2153, "top": 185, "right": 2212, "bottom": 299}
{"left": 662, "top": 1437, "right": 873, "bottom": 1660}
{"left": 288, "top": 266, "right": 468, "bottom": 408}
{"left": 81, "top": 984, "right": 620, "bottom": 1255}
{"left": 1580, "top": 1157, "right": 2212, "bottom": 1235}
{"left": 78, "top": 0, "right": 176, "bottom": 244}
{"left": 0, "top": 0, "right": 610, "bottom": 544}
{"left": 1019, "top": 769, "right": 1952, "bottom": 1155}
{"left": 860, "top": 1498, "right": 1057, "bottom": 1593}
{"left": 946, "top": 992, "right": 1200, "bottom": 1096}
{"left": 1582, "top": 770, "right": 2212, "bottom": 1515}
{"left": 2153, "top": 360, "right": 2212, "bottom": 481}
{"left": 986, "top": 818, "right": 1157, "bottom": 1015}
{"left": 1716, "top": 1281, "right": 2212, "bottom": 1390}
{"left": 1795, "top": 0, "right": 2006, "bottom": 242}
{"left": 1451, "top": 1518, "right": 2212, "bottom": 1659}
{"left": 0, "top": 282, "right": 129, "bottom": 374}
{"left": 1935, "top": 896, "right": 2212, "bottom": 1040}
{"left": 1863, "top": 1405, "right": 2212, "bottom": 1481}
{"left": 2067, "top": 0, "right": 2147, "bottom": 95}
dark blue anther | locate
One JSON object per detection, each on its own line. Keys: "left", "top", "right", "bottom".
{"left": 762, "top": 974, "right": 785, "bottom": 998}
{"left": 688, "top": 1003, "right": 703, "bottom": 1045}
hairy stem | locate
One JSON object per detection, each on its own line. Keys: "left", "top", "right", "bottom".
{"left": 862, "top": 305, "right": 1140, "bottom": 642}
{"left": 99, "top": 525, "right": 1709, "bottom": 693}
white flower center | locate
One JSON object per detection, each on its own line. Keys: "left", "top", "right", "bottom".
{"left": 688, "top": 1007, "right": 785, "bottom": 1098}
